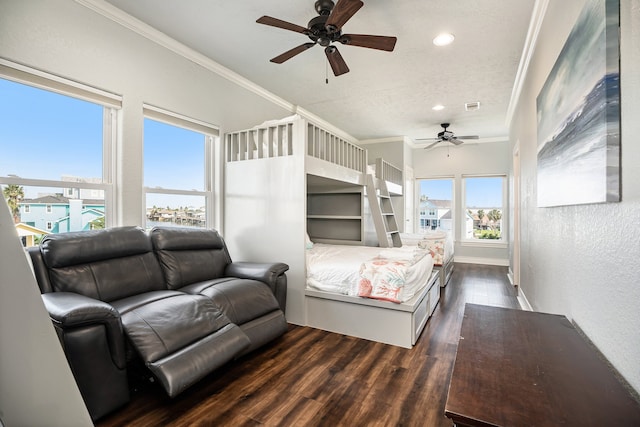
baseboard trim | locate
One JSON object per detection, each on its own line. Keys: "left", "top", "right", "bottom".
{"left": 453, "top": 256, "right": 509, "bottom": 267}
{"left": 517, "top": 287, "right": 533, "bottom": 311}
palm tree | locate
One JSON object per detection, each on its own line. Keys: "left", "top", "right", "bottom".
{"left": 487, "top": 209, "right": 502, "bottom": 230}
{"left": 3, "top": 184, "right": 24, "bottom": 223}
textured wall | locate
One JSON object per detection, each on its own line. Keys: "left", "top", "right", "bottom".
{"left": 509, "top": 0, "right": 640, "bottom": 393}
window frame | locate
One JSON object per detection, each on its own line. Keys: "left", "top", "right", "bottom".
{"left": 142, "top": 104, "right": 219, "bottom": 230}
{"left": 415, "top": 176, "right": 455, "bottom": 236}
{"left": 0, "top": 59, "right": 119, "bottom": 230}
{"left": 460, "top": 174, "right": 508, "bottom": 248}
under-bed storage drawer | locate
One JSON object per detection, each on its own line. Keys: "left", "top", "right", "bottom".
{"left": 428, "top": 280, "right": 441, "bottom": 316}
{"left": 412, "top": 291, "right": 430, "bottom": 345}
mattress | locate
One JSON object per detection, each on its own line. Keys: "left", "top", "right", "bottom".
{"left": 306, "top": 243, "right": 434, "bottom": 303}
{"left": 400, "top": 231, "right": 454, "bottom": 266}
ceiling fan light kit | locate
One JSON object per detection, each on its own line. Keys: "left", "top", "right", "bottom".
{"left": 416, "top": 123, "right": 480, "bottom": 150}
{"left": 256, "top": 0, "right": 397, "bottom": 76}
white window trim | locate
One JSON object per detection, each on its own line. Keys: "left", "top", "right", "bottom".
{"left": 142, "top": 105, "right": 219, "bottom": 230}
{"left": 460, "top": 174, "right": 508, "bottom": 248}
{"left": 415, "top": 176, "right": 455, "bottom": 237}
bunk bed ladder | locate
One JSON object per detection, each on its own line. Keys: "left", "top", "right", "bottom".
{"left": 365, "top": 173, "right": 402, "bottom": 248}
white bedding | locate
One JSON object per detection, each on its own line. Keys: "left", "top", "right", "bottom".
{"left": 400, "top": 231, "right": 454, "bottom": 266}
{"left": 306, "top": 243, "right": 434, "bottom": 303}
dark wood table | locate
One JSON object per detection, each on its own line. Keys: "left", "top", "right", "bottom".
{"left": 445, "top": 304, "right": 640, "bottom": 427}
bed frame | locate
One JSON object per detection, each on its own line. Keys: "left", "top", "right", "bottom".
{"left": 435, "top": 256, "right": 455, "bottom": 287}
{"left": 224, "top": 114, "right": 438, "bottom": 347}
{"left": 306, "top": 270, "right": 440, "bottom": 348}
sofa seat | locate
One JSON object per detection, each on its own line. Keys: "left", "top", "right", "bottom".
{"left": 180, "top": 278, "right": 288, "bottom": 353}
{"left": 113, "top": 291, "right": 250, "bottom": 397}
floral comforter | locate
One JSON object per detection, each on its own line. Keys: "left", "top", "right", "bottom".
{"left": 357, "top": 247, "right": 433, "bottom": 303}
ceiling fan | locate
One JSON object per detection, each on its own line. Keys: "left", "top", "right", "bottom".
{"left": 256, "top": 0, "right": 397, "bottom": 76}
{"left": 416, "top": 123, "right": 479, "bottom": 149}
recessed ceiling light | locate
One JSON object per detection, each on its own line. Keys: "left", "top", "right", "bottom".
{"left": 432, "top": 104, "right": 445, "bottom": 111}
{"left": 433, "top": 33, "right": 455, "bottom": 47}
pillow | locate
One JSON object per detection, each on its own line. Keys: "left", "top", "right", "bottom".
{"left": 305, "top": 233, "right": 314, "bottom": 249}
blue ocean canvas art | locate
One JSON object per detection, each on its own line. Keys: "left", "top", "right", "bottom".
{"left": 536, "top": 0, "right": 620, "bottom": 207}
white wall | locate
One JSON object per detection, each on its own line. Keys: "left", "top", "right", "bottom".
{"left": 509, "top": 0, "right": 640, "bottom": 393}
{"left": 413, "top": 140, "right": 511, "bottom": 264}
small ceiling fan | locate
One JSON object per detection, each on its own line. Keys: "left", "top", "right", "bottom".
{"left": 256, "top": 0, "right": 397, "bottom": 76}
{"left": 416, "top": 123, "right": 479, "bottom": 149}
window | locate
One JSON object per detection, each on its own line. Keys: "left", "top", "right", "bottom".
{"left": 417, "top": 178, "right": 454, "bottom": 233}
{"left": 0, "top": 60, "right": 119, "bottom": 235}
{"left": 143, "top": 105, "right": 218, "bottom": 230}
{"left": 462, "top": 175, "right": 506, "bottom": 242}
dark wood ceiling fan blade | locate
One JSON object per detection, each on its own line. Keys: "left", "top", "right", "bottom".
{"left": 457, "top": 135, "right": 480, "bottom": 140}
{"left": 450, "top": 138, "right": 464, "bottom": 146}
{"left": 340, "top": 34, "right": 397, "bottom": 51}
{"left": 325, "top": 0, "right": 363, "bottom": 31}
{"left": 271, "top": 43, "right": 316, "bottom": 64}
{"left": 325, "top": 46, "right": 350, "bottom": 76}
{"left": 256, "top": 16, "right": 309, "bottom": 34}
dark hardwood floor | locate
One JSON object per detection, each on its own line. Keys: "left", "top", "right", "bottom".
{"left": 97, "top": 263, "right": 519, "bottom": 427}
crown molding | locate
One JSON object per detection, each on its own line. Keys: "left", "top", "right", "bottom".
{"left": 505, "top": 0, "right": 550, "bottom": 127}
{"left": 74, "top": 0, "right": 294, "bottom": 112}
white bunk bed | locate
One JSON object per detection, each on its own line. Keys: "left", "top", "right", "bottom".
{"left": 224, "top": 115, "right": 439, "bottom": 348}
{"left": 400, "top": 232, "right": 455, "bottom": 287}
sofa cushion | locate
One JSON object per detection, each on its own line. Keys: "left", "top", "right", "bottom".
{"left": 118, "top": 292, "right": 251, "bottom": 397}
{"left": 150, "top": 227, "right": 232, "bottom": 289}
{"left": 180, "top": 278, "right": 282, "bottom": 325}
{"left": 40, "top": 227, "right": 166, "bottom": 302}
{"left": 119, "top": 293, "right": 232, "bottom": 363}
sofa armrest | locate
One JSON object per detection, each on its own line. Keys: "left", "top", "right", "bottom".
{"left": 225, "top": 262, "right": 289, "bottom": 312}
{"left": 225, "top": 262, "right": 288, "bottom": 286}
{"left": 42, "top": 292, "right": 126, "bottom": 369}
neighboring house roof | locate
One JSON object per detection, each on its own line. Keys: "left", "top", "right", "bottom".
{"left": 14, "top": 223, "right": 49, "bottom": 237}
{"left": 22, "top": 195, "right": 104, "bottom": 205}
{"left": 420, "top": 199, "right": 451, "bottom": 209}
{"left": 55, "top": 208, "right": 105, "bottom": 225}
{"left": 430, "top": 199, "right": 452, "bottom": 209}
{"left": 16, "top": 222, "right": 49, "bottom": 237}
{"left": 441, "top": 210, "right": 452, "bottom": 220}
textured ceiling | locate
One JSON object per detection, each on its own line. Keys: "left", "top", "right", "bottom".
{"left": 102, "top": 0, "right": 535, "bottom": 142}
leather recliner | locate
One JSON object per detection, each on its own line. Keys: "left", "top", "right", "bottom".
{"left": 28, "top": 226, "right": 288, "bottom": 421}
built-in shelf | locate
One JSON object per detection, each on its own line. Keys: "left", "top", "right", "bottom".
{"left": 307, "top": 186, "right": 364, "bottom": 245}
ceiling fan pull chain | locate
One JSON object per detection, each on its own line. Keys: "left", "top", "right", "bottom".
{"left": 325, "top": 58, "right": 329, "bottom": 84}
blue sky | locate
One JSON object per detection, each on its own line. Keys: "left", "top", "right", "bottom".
{"left": 420, "top": 177, "right": 502, "bottom": 208}
{"left": 1, "top": 78, "right": 205, "bottom": 205}
{"left": 0, "top": 78, "right": 103, "bottom": 186}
